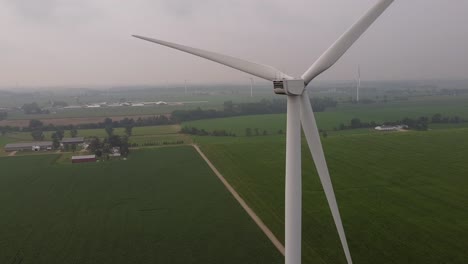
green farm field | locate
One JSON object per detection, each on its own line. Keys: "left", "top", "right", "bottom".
{"left": 0, "top": 147, "right": 282, "bottom": 264}
{"left": 184, "top": 95, "right": 468, "bottom": 133}
{"left": 192, "top": 127, "right": 468, "bottom": 263}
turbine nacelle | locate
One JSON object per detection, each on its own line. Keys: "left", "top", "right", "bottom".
{"left": 273, "top": 79, "right": 305, "bottom": 95}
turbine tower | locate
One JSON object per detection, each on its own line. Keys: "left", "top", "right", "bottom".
{"left": 133, "top": 1, "right": 394, "bottom": 263}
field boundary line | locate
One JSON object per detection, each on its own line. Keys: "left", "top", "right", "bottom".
{"left": 192, "top": 144, "right": 285, "bottom": 256}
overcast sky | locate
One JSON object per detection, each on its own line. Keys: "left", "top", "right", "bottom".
{"left": 1, "top": 0, "right": 467, "bottom": 88}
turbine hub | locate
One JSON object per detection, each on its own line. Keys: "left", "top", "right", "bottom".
{"left": 273, "top": 79, "right": 305, "bottom": 95}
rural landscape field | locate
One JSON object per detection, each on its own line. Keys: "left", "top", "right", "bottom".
{"left": 3, "top": 0, "right": 468, "bottom": 262}
{"left": 0, "top": 147, "right": 283, "bottom": 264}
{"left": 190, "top": 125, "right": 468, "bottom": 263}
{"left": 2, "top": 81, "right": 468, "bottom": 263}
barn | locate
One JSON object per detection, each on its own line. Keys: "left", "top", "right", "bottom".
{"left": 4, "top": 142, "right": 53, "bottom": 152}
{"left": 61, "top": 137, "right": 85, "bottom": 145}
{"left": 71, "top": 155, "right": 96, "bottom": 164}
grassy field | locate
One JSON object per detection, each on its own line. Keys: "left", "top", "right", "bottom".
{"left": 192, "top": 127, "right": 468, "bottom": 263}
{"left": 183, "top": 94, "right": 468, "bottom": 133}
{"left": 182, "top": 99, "right": 468, "bottom": 136}
{"left": 0, "top": 147, "right": 282, "bottom": 264}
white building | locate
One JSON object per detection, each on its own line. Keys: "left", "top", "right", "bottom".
{"left": 374, "top": 125, "right": 407, "bottom": 131}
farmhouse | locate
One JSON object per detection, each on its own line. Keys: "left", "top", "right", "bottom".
{"left": 4, "top": 141, "right": 53, "bottom": 152}
{"left": 61, "top": 137, "right": 85, "bottom": 145}
{"left": 71, "top": 155, "right": 96, "bottom": 163}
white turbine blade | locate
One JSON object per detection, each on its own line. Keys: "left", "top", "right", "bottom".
{"left": 302, "top": 0, "right": 394, "bottom": 84}
{"left": 132, "top": 35, "right": 291, "bottom": 81}
{"left": 299, "top": 92, "right": 353, "bottom": 264}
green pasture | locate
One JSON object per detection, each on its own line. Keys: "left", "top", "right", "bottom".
{"left": 0, "top": 147, "right": 282, "bottom": 264}
{"left": 184, "top": 96, "right": 468, "bottom": 134}
{"left": 129, "top": 134, "right": 191, "bottom": 145}
{"left": 193, "top": 128, "right": 468, "bottom": 263}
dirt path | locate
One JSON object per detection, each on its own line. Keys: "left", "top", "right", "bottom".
{"left": 8, "top": 151, "right": 17, "bottom": 156}
{"left": 192, "top": 144, "right": 285, "bottom": 256}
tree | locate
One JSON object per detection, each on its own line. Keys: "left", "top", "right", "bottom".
{"left": 22, "top": 102, "right": 42, "bottom": 114}
{"left": 70, "top": 128, "right": 78, "bottom": 137}
{"left": 245, "top": 128, "right": 252, "bottom": 137}
{"left": 451, "top": 116, "right": 461, "bottom": 123}
{"left": 350, "top": 118, "right": 362, "bottom": 129}
{"left": 55, "top": 129, "right": 65, "bottom": 140}
{"left": 89, "top": 137, "right": 102, "bottom": 153}
{"left": 310, "top": 97, "right": 338, "bottom": 112}
{"left": 29, "top": 119, "right": 43, "bottom": 130}
{"left": 322, "top": 131, "right": 328, "bottom": 138}
{"left": 1, "top": 129, "right": 6, "bottom": 136}
{"left": 105, "top": 126, "right": 114, "bottom": 137}
{"left": 31, "top": 130, "right": 44, "bottom": 141}
{"left": 121, "top": 136, "right": 130, "bottom": 157}
{"left": 71, "top": 144, "right": 77, "bottom": 152}
{"left": 108, "top": 135, "right": 122, "bottom": 147}
{"left": 51, "top": 133, "right": 60, "bottom": 149}
{"left": 223, "top": 100, "right": 234, "bottom": 113}
{"left": 125, "top": 125, "right": 133, "bottom": 137}
{"left": 431, "top": 113, "right": 442, "bottom": 123}
{"left": 254, "top": 128, "right": 260, "bottom": 136}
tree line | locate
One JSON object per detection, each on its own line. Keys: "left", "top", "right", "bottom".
{"left": 181, "top": 126, "right": 283, "bottom": 137}
{"left": 0, "top": 98, "right": 338, "bottom": 135}
{"left": 172, "top": 98, "right": 338, "bottom": 122}
{"left": 22, "top": 102, "right": 50, "bottom": 115}
{"left": 0, "top": 115, "right": 175, "bottom": 135}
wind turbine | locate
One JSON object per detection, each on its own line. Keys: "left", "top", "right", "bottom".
{"left": 133, "top": 1, "right": 394, "bottom": 263}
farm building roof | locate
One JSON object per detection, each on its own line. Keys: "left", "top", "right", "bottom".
{"left": 5, "top": 142, "right": 53, "bottom": 148}
{"left": 71, "top": 155, "right": 96, "bottom": 160}
{"left": 61, "top": 137, "right": 84, "bottom": 144}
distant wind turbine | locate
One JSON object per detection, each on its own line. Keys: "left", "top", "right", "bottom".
{"left": 249, "top": 77, "right": 254, "bottom": 97}
{"left": 357, "top": 65, "right": 361, "bottom": 102}
{"left": 133, "top": 1, "right": 394, "bottom": 263}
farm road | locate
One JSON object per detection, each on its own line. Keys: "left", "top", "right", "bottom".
{"left": 192, "top": 144, "right": 285, "bottom": 256}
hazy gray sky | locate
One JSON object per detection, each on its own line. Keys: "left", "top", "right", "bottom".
{"left": 1, "top": 0, "right": 467, "bottom": 87}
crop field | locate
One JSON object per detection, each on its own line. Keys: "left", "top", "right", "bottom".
{"left": 0, "top": 147, "right": 283, "bottom": 264}
{"left": 192, "top": 127, "right": 468, "bottom": 263}
{"left": 184, "top": 94, "right": 468, "bottom": 132}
